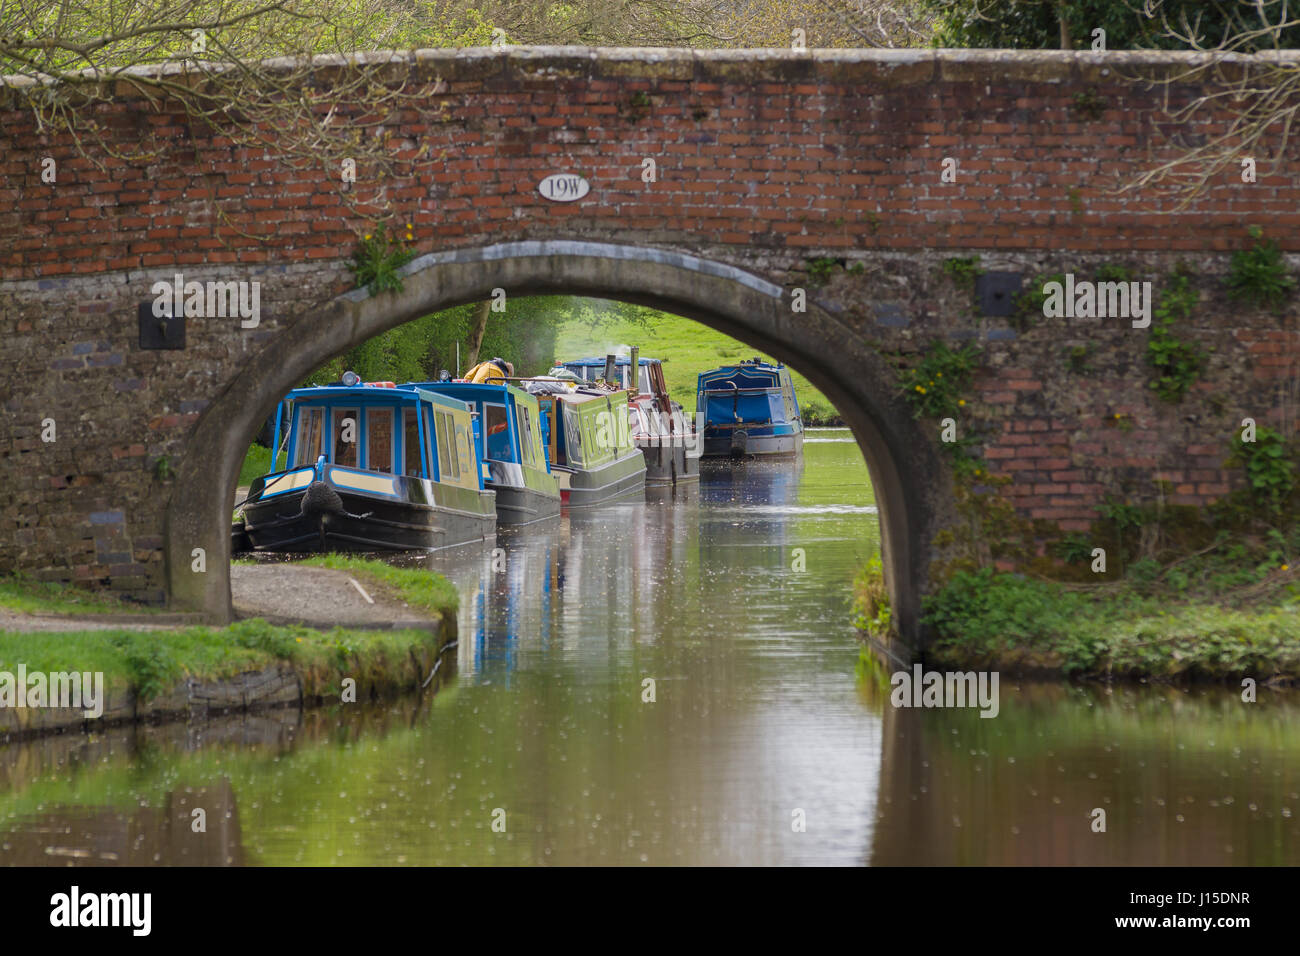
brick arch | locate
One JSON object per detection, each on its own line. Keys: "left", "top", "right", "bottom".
{"left": 167, "top": 240, "right": 939, "bottom": 640}
{"left": 8, "top": 47, "right": 1296, "bottom": 658}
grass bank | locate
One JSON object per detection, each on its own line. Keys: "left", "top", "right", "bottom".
{"left": 920, "top": 567, "right": 1299, "bottom": 681}
{"left": 855, "top": 550, "right": 1300, "bottom": 682}
{"left": 0, "top": 561, "right": 461, "bottom": 732}
{"left": 553, "top": 311, "right": 842, "bottom": 424}
{"left": 0, "top": 618, "right": 440, "bottom": 701}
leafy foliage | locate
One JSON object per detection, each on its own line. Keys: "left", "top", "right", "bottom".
{"left": 899, "top": 340, "right": 981, "bottom": 420}
{"left": 305, "top": 294, "right": 585, "bottom": 387}
{"left": 1145, "top": 267, "right": 1205, "bottom": 402}
{"left": 1051, "top": 532, "right": 1094, "bottom": 564}
{"left": 921, "top": 565, "right": 1300, "bottom": 680}
{"left": 1070, "top": 87, "right": 1107, "bottom": 120}
{"left": 942, "top": 255, "right": 982, "bottom": 287}
{"left": 851, "top": 555, "right": 892, "bottom": 635}
{"left": 919, "top": 0, "right": 1300, "bottom": 51}
{"left": 1064, "top": 342, "right": 1095, "bottom": 373}
{"left": 943, "top": 432, "right": 987, "bottom": 481}
{"left": 1095, "top": 263, "right": 1133, "bottom": 283}
{"left": 1226, "top": 225, "right": 1295, "bottom": 312}
{"left": 1012, "top": 272, "right": 1065, "bottom": 327}
{"left": 109, "top": 633, "right": 182, "bottom": 701}
{"left": 805, "top": 257, "right": 839, "bottom": 286}
{"left": 924, "top": 568, "right": 1079, "bottom": 647}
{"left": 350, "top": 222, "right": 416, "bottom": 296}
{"left": 1229, "top": 425, "right": 1297, "bottom": 516}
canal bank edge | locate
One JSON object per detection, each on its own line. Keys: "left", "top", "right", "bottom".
{"left": 0, "top": 619, "right": 455, "bottom": 743}
{"left": 854, "top": 561, "right": 1300, "bottom": 685}
{"left": 0, "top": 560, "right": 461, "bottom": 743}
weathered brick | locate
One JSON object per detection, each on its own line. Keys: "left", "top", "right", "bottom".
{"left": 0, "top": 46, "right": 1293, "bottom": 615}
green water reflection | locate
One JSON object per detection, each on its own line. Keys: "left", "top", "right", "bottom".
{"left": 1, "top": 430, "right": 1296, "bottom": 865}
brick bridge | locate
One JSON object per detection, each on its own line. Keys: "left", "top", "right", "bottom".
{"left": 1, "top": 47, "right": 1297, "bottom": 650}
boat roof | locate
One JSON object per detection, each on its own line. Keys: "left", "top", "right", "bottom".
{"left": 700, "top": 359, "right": 784, "bottom": 373}
{"left": 560, "top": 356, "right": 661, "bottom": 367}
{"left": 697, "top": 363, "right": 788, "bottom": 390}
{"left": 286, "top": 383, "right": 471, "bottom": 412}
{"left": 546, "top": 388, "right": 628, "bottom": 405}
{"left": 410, "top": 380, "right": 534, "bottom": 404}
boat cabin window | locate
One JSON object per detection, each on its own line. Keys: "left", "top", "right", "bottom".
{"left": 332, "top": 407, "right": 359, "bottom": 468}
{"left": 782, "top": 372, "right": 800, "bottom": 420}
{"left": 622, "top": 364, "right": 650, "bottom": 394}
{"left": 455, "top": 421, "right": 474, "bottom": 479}
{"left": 484, "top": 403, "right": 512, "bottom": 461}
{"left": 424, "top": 408, "right": 438, "bottom": 478}
{"left": 563, "top": 404, "right": 584, "bottom": 467}
{"left": 367, "top": 407, "right": 394, "bottom": 474}
{"left": 434, "top": 410, "right": 458, "bottom": 480}
{"left": 402, "top": 407, "right": 424, "bottom": 477}
{"left": 517, "top": 403, "right": 540, "bottom": 467}
{"left": 294, "top": 406, "right": 324, "bottom": 466}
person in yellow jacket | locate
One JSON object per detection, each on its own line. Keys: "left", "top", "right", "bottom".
{"left": 464, "top": 357, "right": 513, "bottom": 384}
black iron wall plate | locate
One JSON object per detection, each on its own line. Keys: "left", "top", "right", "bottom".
{"left": 138, "top": 301, "right": 186, "bottom": 349}
{"left": 975, "top": 271, "right": 1023, "bottom": 317}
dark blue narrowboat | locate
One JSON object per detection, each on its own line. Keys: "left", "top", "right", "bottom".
{"left": 696, "top": 359, "right": 804, "bottom": 459}
{"left": 235, "top": 376, "right": 496, "bottom": 552}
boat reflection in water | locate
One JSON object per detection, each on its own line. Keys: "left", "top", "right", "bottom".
{"left": 414, "top": 493, "right": 706, "bottom": 686}
{"left": 697, "top": 458, "right": 803, "bottom": 571}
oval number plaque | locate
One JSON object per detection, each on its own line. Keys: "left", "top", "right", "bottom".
{"left": 538, "top": 172, "right": 590, "bottom": 203}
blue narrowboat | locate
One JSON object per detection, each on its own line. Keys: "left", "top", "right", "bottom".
{"left": 411, "top": 381, "right": 562, "bottom": 525}
{"left": 234, "top": 375, "right": 496, "bottom": 552}
{"left": 696, "top": 359, "right": 804, "bottom": 459}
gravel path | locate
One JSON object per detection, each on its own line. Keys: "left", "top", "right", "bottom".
{"left": 0, "top": 608, "right": 174, "bottom": 632}
{"left": 230, "top": 563, "right": 438, "bottom": 629}
{"left": 0, "top": 566, "right": 438, "bottom": 634}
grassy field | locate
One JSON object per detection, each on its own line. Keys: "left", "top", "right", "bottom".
{"left": 238, "top": 445, "right": 287, "bottom": 486}
{"left": 553, "top": 311, "right": 842, "bottom": 424}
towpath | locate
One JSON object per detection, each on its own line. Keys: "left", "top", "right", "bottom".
{"left": 230, "top": 564, "right": 439, "bottom": 629}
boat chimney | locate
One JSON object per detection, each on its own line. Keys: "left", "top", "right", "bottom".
{"left": 629, "top": 347, "right": 640, "bottom": 393}
{"left": 603, "top": 352, "right": 617, "bottom": 386}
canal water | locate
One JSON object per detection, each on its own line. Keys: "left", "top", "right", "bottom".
{"left": 2, "top": 428, "right": 1297, "bottom": 865}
